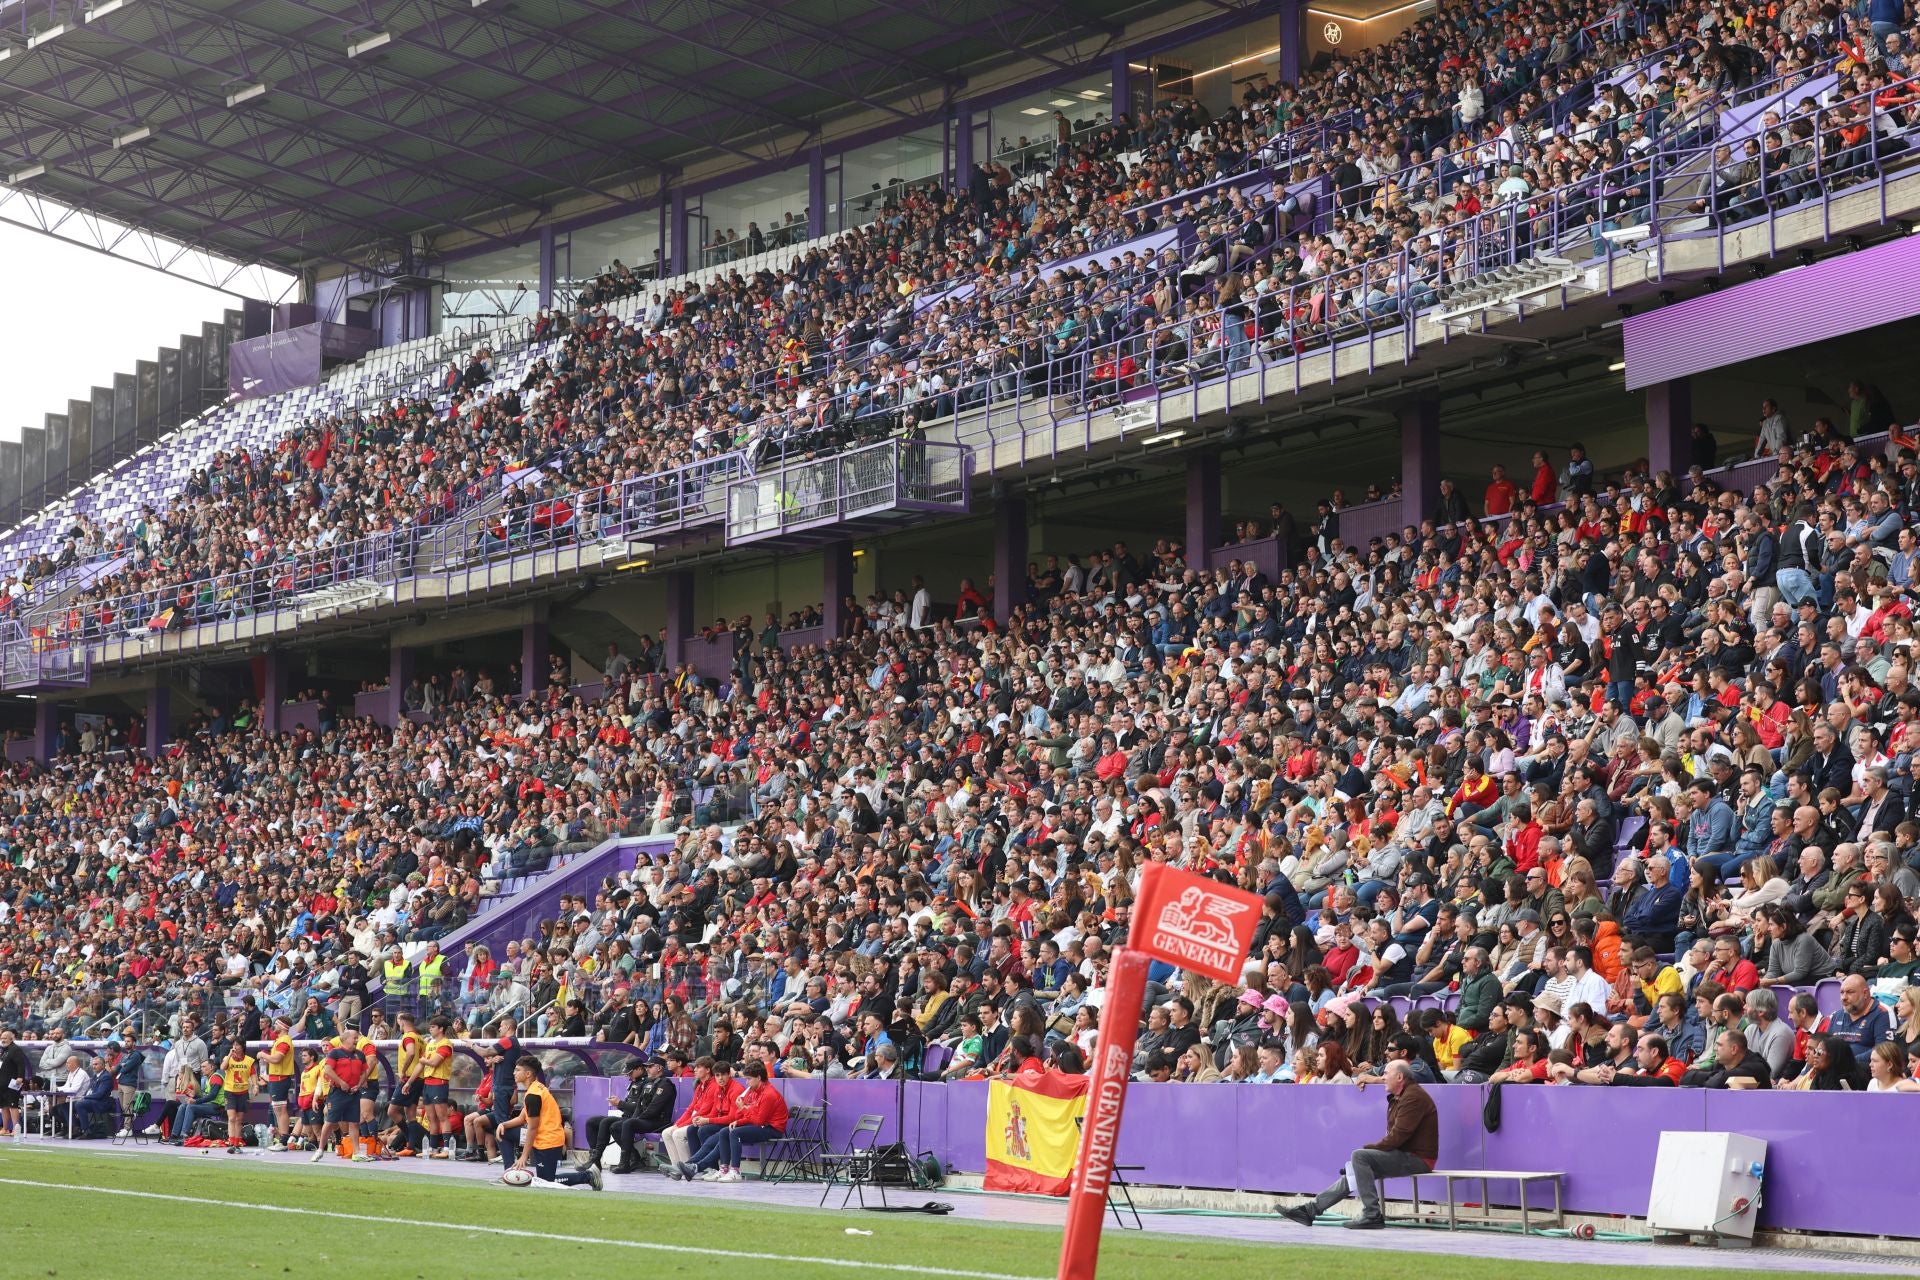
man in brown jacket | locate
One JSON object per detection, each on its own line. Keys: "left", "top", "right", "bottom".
{"left": 1279, "top": 1061, "right": 1439, "bottom": 1229}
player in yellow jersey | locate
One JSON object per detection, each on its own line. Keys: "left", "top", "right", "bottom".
{"left": 388, "top": 1012, "right": 426, "bottom": 1156}
{"left": 261, "top": 1016, "right": 297, "bottom": 1151}
{"left": 420, "top": 1015, "right": 457, "bottom": 1159}
{"left": 355, "top": 1025, "right": 388, "bottom": 1161}
{"left": 221, "top": 1040, "right": 257, "bottom": 1153}
{"left": 295, "top": 1049, "right": 326, "bottom": 1151}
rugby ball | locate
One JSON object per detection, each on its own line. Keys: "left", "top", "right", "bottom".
{"left": 500, "top": 1168, "right": 534, "bottom": 1187}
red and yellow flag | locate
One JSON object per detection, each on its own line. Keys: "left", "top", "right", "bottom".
{"left": 984, "top": 1066, "right": 1088, "bottom": 1196}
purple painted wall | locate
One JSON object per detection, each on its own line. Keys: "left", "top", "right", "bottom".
{"left": 900, "top": 1080, "right": 1912, "bottom": 1237}
{"left": 682, "top": 633, "right": 737, "bottom": 680}
{"left": 1332, "top": 497, "right": 1405, "bottom": 551}
{"left": 567, "top": 1074, "right": 1920, "bottom": 1237}
{"left": 1624, "top": 233, "right": 1920, "bottom": 390}
{"left": 1213, "top": 534, "right": 1283, "bottom": 581}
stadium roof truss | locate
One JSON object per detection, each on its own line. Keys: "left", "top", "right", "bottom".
{"left": 0, "top": 0, "right": 1171, "bottom": 282}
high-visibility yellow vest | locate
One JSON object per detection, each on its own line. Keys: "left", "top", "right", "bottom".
{"left": 382, "top": 958, "right": 411, "bottom": 997}
{"left": 417, "top": 954, "right": 446, "bottom": 996}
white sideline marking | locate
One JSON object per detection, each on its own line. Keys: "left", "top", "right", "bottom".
{"left": 0, "top": 1175, "right": 1046, "bottom": 1280}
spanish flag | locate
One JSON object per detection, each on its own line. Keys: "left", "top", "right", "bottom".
{"left": 984, "top": 1066, "right": 1088, "bottom": 1196}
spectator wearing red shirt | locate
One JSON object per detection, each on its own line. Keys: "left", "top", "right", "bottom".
{"left": 661, "top": 1056, "right": 739, "bottom": 1171}
{"left": 681, "top": 1059, "right": 786, "bottom": 1181}
{"left": 1484, "top": 464, "right": 1519, "bottom": 518}
{"left": 1529, "top": 450, "right": 1558, "bottom": 505}
{"left": 1703, "top": 936, "right": 1760, "bottom": 994}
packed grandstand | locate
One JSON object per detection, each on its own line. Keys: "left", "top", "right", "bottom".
{"left": 2, "top": 0, "right": 1920, "bottom": 1252}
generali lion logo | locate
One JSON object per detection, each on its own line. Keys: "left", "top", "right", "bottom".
{"left": 1156, "top": 885, "right": 1253, "bottom": 956}
{"left": 1134, "top": 863, "right": 1263, "bottom": 981}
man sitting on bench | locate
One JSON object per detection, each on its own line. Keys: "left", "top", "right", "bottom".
{"left": 1279, "top": 1060, "right": 1438, "bottom": 1230}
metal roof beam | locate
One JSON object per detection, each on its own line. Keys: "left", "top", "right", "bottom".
{"left": 0, "top": 76, "right": 415, "bottom": 254}
{"left": 115, "top": 0, "right": 643, "bottom": 207}
{"left": 0, "top": 102, "right": 391, "bottom": 272}
{"left": 300, "top": 0, "right": 799, "bottom": 167}
{"left": 168, "top": 0, "right": 665, "bottom": 193}
{"left": 611, "top": 0, "right": 962, "bottom": 110}
{"left": 10, "top": 31, "right": 542, "bottom": 248}
{"left": 567, "top": 1, "right": 917, "bottom": 123}
{"left": 414, "top": 0, "right": 826, "bottom": 141}
{"left": 0, "top": 184, "right": 297, "bottom": 300}
{"left": 847, "top": 0, "right": 1086, "bottom": 75}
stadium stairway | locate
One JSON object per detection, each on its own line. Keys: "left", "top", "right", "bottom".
{"left": 430, "top": 834, "right": 676, "bottom": 970}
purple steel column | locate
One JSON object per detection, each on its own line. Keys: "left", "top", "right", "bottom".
{"left": 1646, "top": 377, "right": 1692, "bottom": 482}
{"left": 663, "top": 570, "right": 695, "bottom": 672}
{"left": 538, "top": 226, "right": 556, "bottom": 310}
{"left": 1400, "top": 398, "right": 1441, "bottom": 528}
{"left": 261, "top": 650, "right": 288, "bottom": 738}
{"left": 385, "top": 644, "right": 415, "bottom": 728}
{"left": 1186, "top": 452, "right": 1221, "bottom": 573}
{"left": 808, "top": 145, "right": 827, "bottom": 240}
{"left": 1278, "top": 0, "right": 1303, "bottom": 85}
{"left": 1111, "top": 51, "right": 1132, "bottom": 120}
{"left": 407, "top": 289, "right": 431, "bottom": 343}
{"left": 820, "top": 540, "right": 855, "bottom": 642}
{"left": 520, "top": 605, "right": 549, "bottom": 698}
{"left": 145, "top": 684, "right": 170, "bottom": 757}
{"left": 993, "top": 495, "right": 1029, "bottom": 622}
{"left": 32, "top": 700, "right": 58, "bottom": 765}
{"left": 954, "top": 106, "right": 973, "bottom": 190}
{"left": 669, "top": 189, "right": 689, "bottom": 276}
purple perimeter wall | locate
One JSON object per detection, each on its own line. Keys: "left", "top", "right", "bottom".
{"left": 577, "top": 1076, "right": 1920, "bottom": 1238}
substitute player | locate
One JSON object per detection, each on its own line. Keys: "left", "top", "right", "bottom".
{"left": 388, "top": 1011, "right": 425, "bottom": 1156}
{"left": 262, "top": 1016, "right": 297, "bottom": 1151}
{"left": 499, "top": 1057, "right": 600, "bottom": 1191}
{"left": 356, "top": 1026, "right": 387, "bottom": 1161}
{"left": 221, "top": 1039, "right": 256, "bottom": 1153}
{"left": 294, "top": 1048, "right": 326, "bottom": 1151}
{"left": 421, "top": 1015, "right": 457, "bottom": 1158}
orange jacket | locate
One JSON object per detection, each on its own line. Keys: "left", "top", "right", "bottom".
{"left": 1592, "top": 919, "right": 1625, "bottom": 985}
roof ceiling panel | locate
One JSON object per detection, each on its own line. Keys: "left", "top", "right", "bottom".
{"left": 0, "top": 0, "right": 1166, "bottom": 270}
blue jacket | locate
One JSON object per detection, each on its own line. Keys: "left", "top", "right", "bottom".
{"left": 1687, "top": 799, "right": 1737, "bottom": 856}
{"left": 1733, "top": 793, "right": 1775, "bottom": 858}
{"left": 1623, "top": 882, "right": 1684, "bottom": 937}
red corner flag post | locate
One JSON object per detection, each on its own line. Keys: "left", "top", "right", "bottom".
{"left": 1057, "top": 863, "right": 1264, "bottom": 1280}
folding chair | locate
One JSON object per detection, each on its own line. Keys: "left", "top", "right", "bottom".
{"left": 1109, "top": 1165, "right": 1145, "bottom": 1230}
{"left": 753, "top": 1103, "right": 824, "bottom": 1183}
{"left": 817, "top": 1114, "right": 887, "bottom": 1208}
{"left": 1073, "top": 1115, "right": 1143, "bottom": 1229}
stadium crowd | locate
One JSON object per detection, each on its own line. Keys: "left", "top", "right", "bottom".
{"left": 7, "top": 2, "right": 1920, "bottom": 1171}
{"left": 9, "top": 382, "right": 1920, "bottom": 1115}
{"left": 15, "top": 0, "right": 1919, "bottom": 649}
